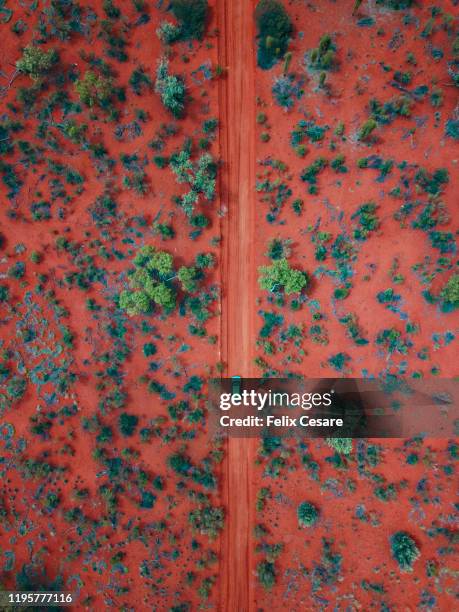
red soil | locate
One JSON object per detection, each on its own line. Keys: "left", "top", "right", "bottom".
{"left": 0, "top": 0, "right": 457, "bottom": 610}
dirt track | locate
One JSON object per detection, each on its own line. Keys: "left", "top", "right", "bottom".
{"left": 217, "top": 0, "right": 257, "bottom": 610}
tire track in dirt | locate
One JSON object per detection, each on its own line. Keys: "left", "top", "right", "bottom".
{"left": 217, "top": 1, "right": 257, "bottom": 610}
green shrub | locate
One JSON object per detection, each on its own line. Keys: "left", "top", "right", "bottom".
{"left": 390, "top": 531, "right": 420, "bottom": 571}
{"left": 129, "top": 67, "right": 152, "bottom": 95}
{"left": 258, "top": 258, "right": 308, "bottom": 294}
{"left": 118, "top": 413, "right": 139, "bottom": 436}
{"left": 119, "top": 245, "right": 176, "bottom": 315}
{"left": 272, "top": 74, "right": 304, "bottom": 109}
{"left": 188, "top": 505, "right": 224, "bottom": 538}
{"left": 16, "top": 46, "right": 59, "bottom": 81}
{"left": 376, "top": 0, "right": 414, "bottom": 9}
{"left": 156, "top": 21, "right": 181, "bottom": 44}
{"left": 297, "top": 502, "right": 319, "bottom": 527}
{"left": 328, "top": 352, "right": 350, "bottom": 372}
{"left": 327, "top": 438, "right": 353, "bottom": 455}
{"left": 7, "top": 376, "right": 27, "bottom": 400}
{"left": 256, "top": 560, "right": 276, "bottom": 589}
{"left": 155, "top": 58, "right": 186, "bottom": 118}
{"left": 170, "top": 0, "right": 208, "bottom": 41}
{"left": 0, "top": 285, "right": 9, "bottom": 302}
{"left": 178, "top": 266, "right": 200, "bottom": 293}
{"left": 255, "top": 0, "right": 293, "bottom": 70}
{"left": 103, "top": 0, "right": 121, "bottom": 19}
{"left": 440, "top": 274, "right": 459, "bottom": 310}
{"left": 75, "top": 71, "right": 116, "bottom": 109}
{"left": 358, "top": 119, "right": 377, "bottom": 141}
{"left": 169, "top": 147, "right": 217, "bottom": 216}
{"left": 309, "top": 34, "right": 337, "bottom": 71}
{"left": 445, "top": 119, "right": 459, "bottom": 140}
{"left": 143, "top": 343, "right": 157, "bottom": 357}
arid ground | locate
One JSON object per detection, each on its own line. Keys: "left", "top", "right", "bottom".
{"left": 0, "top": 0, "right": 457, "bottom": 610}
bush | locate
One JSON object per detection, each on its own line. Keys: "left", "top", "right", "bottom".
{"left": 326, "top": 438, "right": 353, "bottom": 455}
{"left": 75, "top": 71, "right": 115, "bottom": 109}
{"left": 16, "top": 46, "right": 59, "bottom": 81}
{"left": 188, "top": 505, "right": 224, "bottom": 538}
{"left": 169, "top": 147, "right": 217, "bottom": 216}
{"left": 7, "top": 376, "right": 27, "bottom": 400}
{"left": 155, "top": 58, "right": 186, "bottom": 118}
{"left": 156, "top": 21, "right": 181, "bottom": 45}
{"left": 309, "top": 34, "right": 337, "bottom": 71}
{"left": 272, "top": 74, "right": 303, "bottom": 109}
{"left": 440, "top": 274, "right": 459, "bottom": 310}
{"left": 119, "top": 245, "right": 177, "bottom": 315}
{"left": 358, "top": 119, "right": 377, "bottom": 142}
{"left": 376, "top": 0, "right": 414, "bottom": 8}
{"left": 390, "top": 531, "right": 420, "bottom": 571}
{"left": 129, "top": 67, "right": 152, "bottom": 95}
{"left": 118, "top": 413, "right": 139, "bottom": 437}
{"left": 143, "top": 342, "right": 157, "bottom": 357}
{"left": 178, "top": 266, "right": 200, "bottom": 293}
{"left": 0, "top": 285, "right": 9, "bottom": 302}
{"left": 256, "top": 560, "right": 276, "bottom": 589}
{"left": 170, "top": 0, "right": 208, "bottom": 41}
{"left": 258, "top": 258, "right": 308, "bottom": 294}
{"left": 255, "top": 0, "right": 293, "bottom": 70}
{"left": 297, "top": 502, "right": 319, "bottom": 527}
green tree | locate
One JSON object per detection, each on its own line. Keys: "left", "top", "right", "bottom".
{"left": 358, "top": 119, "right": 377, "bottom": 142}
{"left": 297, "top": 502, "right": 319, "bottom": 527}
{"left": 195, "top": 253, "right": 215, "bottom": 269}
{"left": 119, "top": 290, "right": 151, "bottom": 316}
{"left": 75, "top": 71, "right": 115, "bottom": 108}
{"left": 390, "top": 531, "right": 420, "bottom": 571}
{"left": 156, "top": 21, "right": 181, "bottom": 44}
{"left": 129, "top": 67, "right": 152, "bottom": 95}
{"left": 178, "top": 266, "right": 199, "bottom": 292}
{"left": 255, "top": 0, "right": 293, "bottom": 70}
{"left": 309, "top": 34, "right": 337, "bottom": 71}
{"left": 148, "top": 250, "right": 174, "bottom": 276}
{"left": 256, "top": 560, "right": 276, "bottom": 589}
{"left": 258, "top": 258, "right": 308, "bottom": 294}
{"left": 188, "top": 504, "right": 224, "bottom": 539}
{"left": 7, "top": 376, "right": 27, "bottom": 400}
{"left": 155, "top": 58, "right": 186, "bottom": 118}
{"left": 327, "top": 438, "right": 353, "bottom": 455}
{"left": 170, "top": 0, "right": 209, "bottom": 41}
{"left": 16, "top": 45, "right": 58, "bottom": 81}
{"left": 169, "top": 148, "right": 217, "bottom": 216}
{"left": 149, "top": 283, "right": 176, "bottom": 310}
{"left": 440, "top": 274, "right": 459, "bottom": 310}
{"left": 118, "top": 413, "right": 139, "bottom": 437}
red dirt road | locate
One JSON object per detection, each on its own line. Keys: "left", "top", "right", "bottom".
{"left": 217, "top": 0, "right": 257, "bottom": 610}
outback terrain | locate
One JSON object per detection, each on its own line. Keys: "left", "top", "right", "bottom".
{"left": 0, "top": 0, "right": 457, "bottom": 611}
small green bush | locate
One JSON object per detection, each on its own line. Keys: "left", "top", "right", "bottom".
{"left": 256, "top": 560, "right": 276, "bottom": 589}
{"left": 297, "top": 502, "right": 319, "bottom": 527}
{"left": 440, "top": 274, "right": 459, "bottom": 310}
{"left": 155, "top": 58, "right": 186, "bottom": 118}
{"left": 309, "top": 34, "right": 337, "bottom": 71}
{"left": 390, "top": 531, "right": 420, "bottom": 571}
{"left": 118, "top": 413, "right": 139, "bottom": 437}
{"left": 327, "top": 438, "right": 353, "bottom": 455}
{"left": 376, "top": 0, "right": 414, "bottom": 9}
